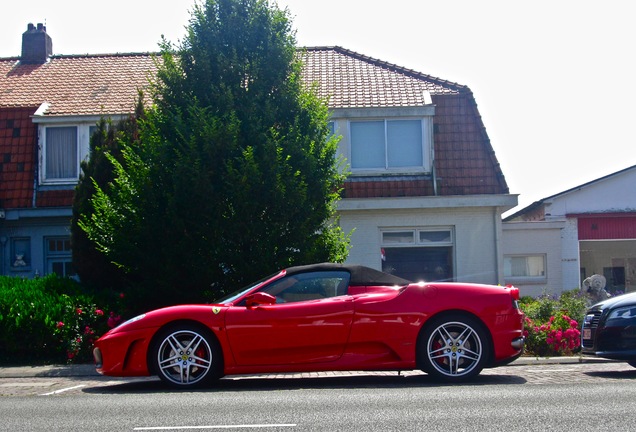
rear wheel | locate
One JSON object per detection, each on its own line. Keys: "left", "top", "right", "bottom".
{"left": 151, "top": 324, "right": 222, "bottom": 388}
{"left": 419, "top": 314, "right": 490, "bottom": 381}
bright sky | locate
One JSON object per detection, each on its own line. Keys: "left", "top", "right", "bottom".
{"left": 2, "top": 0, "right": 635, "bottom": 216}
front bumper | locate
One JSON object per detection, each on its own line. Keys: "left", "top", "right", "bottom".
{"left": 93, "top": 327, "right": 156, "bottom": 377}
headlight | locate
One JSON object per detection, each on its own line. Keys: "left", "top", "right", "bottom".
{"left": 118, "top": 313, "right": 146, "bottom": 328}
{"left": 607, "top": 306, "right": 636, "bottom": 321}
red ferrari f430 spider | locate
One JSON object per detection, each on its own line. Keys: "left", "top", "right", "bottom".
{"left": 93, "top": 263, "right": 525, "bottom": 387}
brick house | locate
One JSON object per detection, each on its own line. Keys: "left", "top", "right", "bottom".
{"left": 0, "top": 24, "right": 516, "bottom": 283}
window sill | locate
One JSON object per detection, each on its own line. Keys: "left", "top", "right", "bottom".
{"left": 504, "top": 277, "right": 547, "bottom": 285}
{"left": 10, "top": 266, "right": 32, "bottom": 273}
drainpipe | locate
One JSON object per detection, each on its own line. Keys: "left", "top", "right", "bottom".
{"left": 493, "top": 206, "right": 502, "bottom": 284}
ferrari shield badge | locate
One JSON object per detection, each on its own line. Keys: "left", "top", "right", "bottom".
{"left": 212, "top": 307, "right": 221, "bottom": 315}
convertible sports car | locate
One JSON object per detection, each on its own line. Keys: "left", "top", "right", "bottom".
{"left": 93, "top": 263, "right": 525, "bottom": 387}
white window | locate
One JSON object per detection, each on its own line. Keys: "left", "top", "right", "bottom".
{"left": 45, "top": 237, "right": 75, "bottom": 277}
{"left": 40, "top": 123, "right": 94, "bottom": 184}
{"left": 381, "top": 228, "right": 454, "bottom": 282}
{"left": 350, "top": 119, "right": 428, "bottom": 172}
{"left": 504, "top": 255, "right": 546, "bottom": 280}
{"left": 45, "top": 126, "right": 78, "bottom": 180}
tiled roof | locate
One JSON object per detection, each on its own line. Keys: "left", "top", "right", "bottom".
{"left": 301, "top": 47, "right": 463, "bottom": 108}
{"left": 0, "top": 54, "right": 158, "bottom": 116}
{"left": 0, "top": 47, "right": 463, "bottom": 115}
{"left": 0, "top": 46, "right": 508, "bottom": 209}
{"left": 0, "top": 107, "right": 37, "bottom": 208}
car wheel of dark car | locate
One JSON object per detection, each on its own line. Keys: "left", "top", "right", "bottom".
{"left": 151, "top": 324, "right": 223, "bottom": 388}
{"left": 419, "top": 314, "right": 490, "bottom": 381}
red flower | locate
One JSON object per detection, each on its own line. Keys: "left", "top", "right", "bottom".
{"left": 76, "top": 308, "right": 83, "bottom": 315}
{"left": 56, "top": 321, "right": 64, "bottom": 328}
{"left": 107, "top": 313, "right": 122, "bottom": 329}
{"left": 95, "top": 309, "right": 104, "bottom": 316}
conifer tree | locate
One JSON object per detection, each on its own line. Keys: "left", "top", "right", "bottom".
{"left": 79, "top": 0, "right": 349, "bottom": 312}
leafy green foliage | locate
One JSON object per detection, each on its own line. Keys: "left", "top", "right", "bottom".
{"left": 519, "top": 290, "right": 588, "bottom": 357}
{"left": 0, "top": 276, "right": 117, "bottom": 364}
{"left": 77, "top": 0, "right": 350, "bottom": 313}
{"left": 71, "top": 98, "right": 145, "bottom": 298}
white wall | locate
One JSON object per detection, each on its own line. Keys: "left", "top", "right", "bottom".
{"left": 339, "top": 201, "right": 508, "bottom": 285}
{"left": 543, "top": 168, "right": 636, "bottom": 218}
{"left": 502, "top": 221, "right": 565, "bottom": 297}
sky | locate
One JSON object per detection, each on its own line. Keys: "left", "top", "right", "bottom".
{"left": 2, "top": 0, "right": 635, "bottom": 216}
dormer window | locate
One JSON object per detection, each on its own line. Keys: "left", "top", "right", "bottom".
{"left": 332, "top": 106, "right": 434, "bottom": 176}
{"left": 44, "top": 126, "right": 78, "bottom": 180}
{"left": 350, "top": 119, "right": 426, "bottom": 170}
{"left": 37, "top": 121, "right": 101, "bottom": 185}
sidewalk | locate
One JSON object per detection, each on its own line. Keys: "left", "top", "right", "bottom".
{"left": 0, "top": 356, "right": 615, "bottom": 379}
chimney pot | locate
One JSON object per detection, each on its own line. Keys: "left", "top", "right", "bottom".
{"left": 21, "top": 22, "right": 53, "bottom": 64}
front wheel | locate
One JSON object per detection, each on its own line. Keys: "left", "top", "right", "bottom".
{"left": 151, "top": 324, "right": 223, "bottom": 388}
{"left": 418, "top": 314, "right": 490, "bottom": 381}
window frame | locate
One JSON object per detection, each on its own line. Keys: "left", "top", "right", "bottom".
{"left": 380, "top": 227, "right": 455, "bottom": 282}
{"left": 503, "top": 254, "right": 547, "bottom": 282}
{"left": 348, "top": 117, "right": 432, "bottom": 174}
{"left": 36, "top": 117, "right": 117, "bottom": 185}
{"left": 258, "top": 271, "right": 351, "bottom": 304}
{"left": 44, "top": 236, "right": 75, "bottom": 277}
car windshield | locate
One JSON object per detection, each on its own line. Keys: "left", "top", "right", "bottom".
{"left": 213, "top": 271, "right": 282, "bottom": 304}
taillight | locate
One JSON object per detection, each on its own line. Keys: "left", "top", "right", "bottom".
{"left": 505, "top": 285, "right": 520, "bottom": 309}
{"left": 506, "top": 285, "right": 520, "bottom": 301}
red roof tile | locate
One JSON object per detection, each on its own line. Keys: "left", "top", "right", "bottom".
{"left": 0, "top": 107, "right": 36, "bottom": 208}
{"left": 301, "top": 47, "right": 462, "bottom": 108}
{"left": 0, "top": 54, "right": 158, "bottom": 116}
{"left": 0, "top": 46, "right": 508, "bottom": 210}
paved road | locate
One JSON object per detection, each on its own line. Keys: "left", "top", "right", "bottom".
{"left": 2, "top": 360, "right": 636, "bottom": 431}
{"left": 1, "top": 358, "right": 634, "bottom": 397}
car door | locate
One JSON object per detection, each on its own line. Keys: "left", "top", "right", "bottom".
{"left": 224, "top": 271, "right": 354, "bottom": 366}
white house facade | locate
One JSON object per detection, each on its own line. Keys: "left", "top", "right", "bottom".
{"left": 503, "top": 165, "right": 636, "bottom": 297}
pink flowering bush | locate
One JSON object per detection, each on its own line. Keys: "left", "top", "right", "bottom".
{"left": 523, "top": 314, "right": 581, "bottom": 356}
{"left": 519, "top": 289, "right": 586, "bottom": 357}
{"left": 53, "top": 298, "right": 118, "bottom": 363}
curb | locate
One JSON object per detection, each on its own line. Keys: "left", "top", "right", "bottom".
{"left": 0, "top": 356, "right": 616, "bottom": 379}
{"left": 0, "top": 364, "right": 100, "bottom": 379}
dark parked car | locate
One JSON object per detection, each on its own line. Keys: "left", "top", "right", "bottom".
{"left": 581, "top": 291, "right": 636, "bottom": 367}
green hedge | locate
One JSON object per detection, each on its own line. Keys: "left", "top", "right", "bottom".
{"left": 0, "top": 275, "right": 118, "bottom": 365}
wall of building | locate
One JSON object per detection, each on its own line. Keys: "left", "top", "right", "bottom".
{"left": 543, "top": 168, "right": 636, "bottom": 219}
{"left": 1, "top": 212, "right": 72, "bottom": 277}
{"left": 502, "top": 221, "right": 565, "bottom": 297}
{"left": 340, "top": 202, "right": 508, "bottom": 285}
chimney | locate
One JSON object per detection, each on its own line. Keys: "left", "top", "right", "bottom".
{"left": 21, "top": 23, "right": 53, "bottom": 64}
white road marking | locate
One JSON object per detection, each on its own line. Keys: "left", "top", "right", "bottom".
{"left": 133, "top": 425, "right": 297, "bottom": 430}
{"left": 39, "top": 384, "right": 86, "bottom": 396}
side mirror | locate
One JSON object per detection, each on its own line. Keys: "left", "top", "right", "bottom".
{"left": 245, "top": 292, "right": 277, "bottom": 307}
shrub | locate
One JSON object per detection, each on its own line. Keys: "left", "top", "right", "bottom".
{"left": 519, "top": 289, "right": 587, "bottom": 357}
{"left": 0, "top": 275, "right": 118, "bottom": 365}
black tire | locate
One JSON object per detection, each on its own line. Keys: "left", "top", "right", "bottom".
{"left": 418, "top": 313, "right": 490, "bottom": 381}
{"left": 150, "top": 323, "right": 223, "bottom": 388}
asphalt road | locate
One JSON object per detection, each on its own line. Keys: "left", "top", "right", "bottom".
{"left": 1, "top": 360, "right": 635, "bottom": 431}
